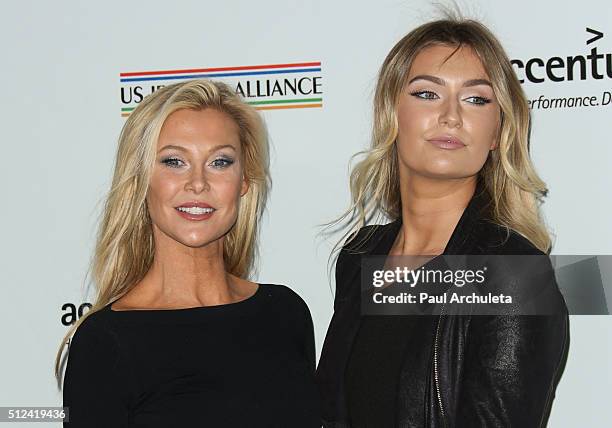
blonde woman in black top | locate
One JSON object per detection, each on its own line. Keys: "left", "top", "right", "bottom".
{"left": 56, "top": 80, "right": 320, "bottom": 427}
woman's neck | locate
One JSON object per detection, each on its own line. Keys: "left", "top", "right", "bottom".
{"left": 391, "top": 174, "right": 477, "bottom": 256}
{"left": 113, "top": 229, "right": 253, "bottom": 310}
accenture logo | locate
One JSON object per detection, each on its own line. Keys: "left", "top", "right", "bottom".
{"left": 511, "top": 28, "right": 610, "bottom": 84}
{"left": 119, "top": 61, "right": 323, "bottom": 117}
{"left": 510, "top": 28, "right": 612, "bottom": 110}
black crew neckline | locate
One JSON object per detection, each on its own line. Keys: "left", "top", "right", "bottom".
{"left": 104, "top": 283, "right": 264, "bottom": 318}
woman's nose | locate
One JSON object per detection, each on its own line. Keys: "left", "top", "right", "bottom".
{"left": 438, "top": 98, "right": 463, "bottom": 128}
{"left": 185, "top": 166, "right": 210, "bottom": 193}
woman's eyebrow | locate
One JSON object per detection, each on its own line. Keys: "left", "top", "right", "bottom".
{"left": 463, "top": 78, "right": 492, "bottom": 88}
{"left": 207, "top": 144, "right": 237, "bottom": 154}
{"left": 158, "top": 144, "right": 187, "bottom": 153}
{"left": 157, "top": 144, "right": 237, "bottom": 154}
{"left": 408, "top": 75, "right": 445, "bottom": 86}
{"left": 407, "top": 74, "right": 493, "bottom": 88}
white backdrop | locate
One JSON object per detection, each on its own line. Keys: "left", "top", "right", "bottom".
{"left": 1, "top": 1, "right": 611, "bottom": 426}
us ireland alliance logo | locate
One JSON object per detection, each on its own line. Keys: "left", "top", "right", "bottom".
{"left": 119, "top": 61, "right": 323, "bottom": 117}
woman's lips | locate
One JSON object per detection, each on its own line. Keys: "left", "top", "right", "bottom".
{"left": 175, "top": 206, "right": 215, "bottom": 221}
{"left": 427, "top": 138, "right": 466, "bottom": 150}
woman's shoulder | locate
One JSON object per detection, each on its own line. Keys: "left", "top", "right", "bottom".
{"left": 472, "top": 219, "right": 547, "bottom": 255}
{"left": 70, "top": 307, "right": 119, "bottom": 344}
{"left": 465, "top": 222, "right": 568, "bottom": 315}
{"left": 65, "top": 308, "right": 122, "bottom": 371}
{"left": 71, "top": 303, "right": 111, "bottom": 329}
{"left": 258, "top": 284, "right": 314, "bottom": 336}
{"left": 258, "top": 283, "right": 312, "bottom": 314}
{"left": 259, "top": 282, "right": 302, "bottom": 297}
{"left": 340, "top": 220, "right": 400, "bottom": 254}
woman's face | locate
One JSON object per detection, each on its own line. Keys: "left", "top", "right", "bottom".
{"left": 396, "top": 44, "right": 501, "bottom": 180}
{"left": 146, "top": 108, "right": 248, "bottom": 248}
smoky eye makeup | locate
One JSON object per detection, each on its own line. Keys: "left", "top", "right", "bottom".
{"left": 160, "top": 156, "right": 185, "bottom": 168}
{"left": 209, "top": 155, "right": 235, "bottom": 169}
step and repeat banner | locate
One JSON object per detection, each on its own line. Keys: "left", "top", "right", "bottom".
{"left": 1, "top": 0, "right": 611, "bottom": 426}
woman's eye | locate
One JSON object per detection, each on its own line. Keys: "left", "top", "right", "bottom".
{"left": 410, "top": 90, "right": 439, "bottom": 100}
{"left": 465, "top": 96, "right": 492, "bottom": 105}
{"left": 210, "top": 158, "right": 234, "bottom": 169}
{"left": 161, "top": 157, "right": 185, "bottom": 168}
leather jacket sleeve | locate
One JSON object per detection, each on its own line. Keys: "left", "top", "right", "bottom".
{"left": 451, "top": 253, "right": 570, "bottom": 427}
{"left": 453, "top": 276, "right": 569, "bottom": 428}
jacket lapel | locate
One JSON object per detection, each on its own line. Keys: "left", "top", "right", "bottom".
{"left": 374, "top": 181, "right": 491, "bottom": 257}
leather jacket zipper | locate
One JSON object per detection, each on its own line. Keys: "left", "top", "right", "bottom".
{"left": 434, "top": 302, "right": 447, "bottom": 427}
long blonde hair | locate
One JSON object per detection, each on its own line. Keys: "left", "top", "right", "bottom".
{"left": 55, "top": 79, "right": 270, "bottom": 385}
{"left": 330, "top": 17, "right": 552, "bottom": 256}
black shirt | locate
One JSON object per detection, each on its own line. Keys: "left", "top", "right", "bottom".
{"left": 345, "top": 316, "right": 420, "bottom": 427}
{"left": 63, "top": 283, "right": 320, "bottom": 427}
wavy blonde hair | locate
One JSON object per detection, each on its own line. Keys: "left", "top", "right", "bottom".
{"left": 55, "top": 79, "right": 270, "bottom": 385}
{"left": 329, "top": 17, "right": 552, "bottom": 256}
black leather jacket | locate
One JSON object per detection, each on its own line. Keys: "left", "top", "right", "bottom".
{"left": 315, "top": 187, "right": 570, "bottom": 427}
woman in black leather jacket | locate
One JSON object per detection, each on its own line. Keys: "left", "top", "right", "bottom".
{"left": 316, "top": 17, "right": 569, "bottom": 428}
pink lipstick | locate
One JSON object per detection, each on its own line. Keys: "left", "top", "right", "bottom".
{"left": 427, "top": 135, "right": 466, "bottom": 150}
{"left": 174, "top": 201, "right": 216, "bottom": 221}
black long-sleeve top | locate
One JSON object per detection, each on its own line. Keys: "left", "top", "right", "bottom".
{"left": 63, "top": 283, "right": 320, "bottom": 427}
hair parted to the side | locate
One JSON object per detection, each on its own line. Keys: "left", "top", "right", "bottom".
{"left": 54, "top": 79, "right": 270, "bottom": 387}
{"left": 327, "top": 14, "right": 552, "bottom": 259}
